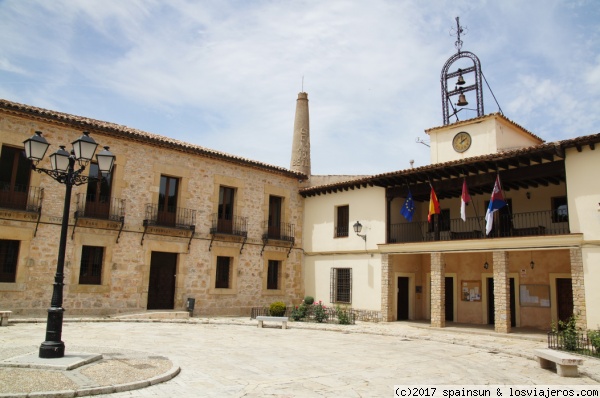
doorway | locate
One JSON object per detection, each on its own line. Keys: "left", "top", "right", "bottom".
{"left": 397, "top": 277, "right": 409, "bottom": 320}
{"left": 445, "top": 277, "right": 454, "bottom": 321}
{"left": 487, "top": 277, "right": 516, "bottom": 327}
{"left": 147, "top": 251, "right": 177, "bottom": 310}
{"left": 556, "top": 278, "right": 573, "bottom": 324}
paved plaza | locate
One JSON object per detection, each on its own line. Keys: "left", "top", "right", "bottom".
{"left": 1, "top": 317, "right": 599, "bottom": 397}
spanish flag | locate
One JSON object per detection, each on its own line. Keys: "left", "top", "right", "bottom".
{"left": 428, "top": 186, "right": 441, "bottom": 223}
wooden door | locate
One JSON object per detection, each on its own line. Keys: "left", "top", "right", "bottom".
{"left": 397, "top": 277, "right": 409, "bottom": 320}
{"left": 556, "top": 278, "right": 573, "bottom": 324}
{"left": 445, "top": 277, "right": 454, "bottom": 321}
{"left": 147, "top": 252, "right": 177, "bottom": 310}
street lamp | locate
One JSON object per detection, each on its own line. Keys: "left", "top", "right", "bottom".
{"left": 23, "top": 131, "right": 115, "bottom": 359}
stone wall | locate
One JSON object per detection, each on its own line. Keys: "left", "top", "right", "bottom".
{"left": 0, "top": 113, "right": 305, "bottom": 317}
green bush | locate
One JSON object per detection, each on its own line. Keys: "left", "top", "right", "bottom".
{"left": 558, "top": 315, "right": 579, "bottom": 351}
{"left": 313, "top": 301, "right": 327, "bottom": 323}
{"left": 269, "top": 301, "right": 287, "bottom": 317}
{"left": 290, "top": 304, "right": 306, "bottom": 321}
{"left": 303, "top": 296, "right": 314, "bottom": 305}
{"left": 588, "top": 329, "right": 600, "bottom": 354}
{"left": 336, "top": 305, "right": 351, "bottom": 325}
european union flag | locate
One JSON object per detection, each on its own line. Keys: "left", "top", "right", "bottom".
{"left": 400, "top": 190, "right": 415, "bottom": 222}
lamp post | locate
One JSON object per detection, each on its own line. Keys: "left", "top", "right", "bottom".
{"left": 23, "top": 131, "right": 115, "bottom": 359}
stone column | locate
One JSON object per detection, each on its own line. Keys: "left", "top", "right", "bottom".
{"left": 569, "top": 248, "right": 587, "bottom": 329}
{"left": 493, "top": 250, "right": 511, "bottom": 333}
{"left": 430, "top": 252, "right": 445, "bottom": 328}
{"left": 381, "top": 254, "right": 391, "bottom": 321}
{"left": 290, "top": 92, "right": 311, "bottom": 176}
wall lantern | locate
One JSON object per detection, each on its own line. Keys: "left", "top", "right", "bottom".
{"left": 353, "top": 221, "right": 367, "bottom": 242}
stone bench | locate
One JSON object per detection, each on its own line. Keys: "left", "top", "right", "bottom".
{"left": 534, "top": 348, "right": 584, "bottom": 377}
{"left": 0, "top": 311, "right": 12, "bottom": 326}
{"left": 256, "top": 316, "right": 288, "bottom": 329}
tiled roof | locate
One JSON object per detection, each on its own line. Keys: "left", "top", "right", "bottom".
{"left": 0, "top": 98, "right": 306, "bottom": 179}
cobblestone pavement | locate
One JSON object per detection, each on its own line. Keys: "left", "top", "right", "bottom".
{"left": 1, "top": 317, "right": 599, "bottom": 397}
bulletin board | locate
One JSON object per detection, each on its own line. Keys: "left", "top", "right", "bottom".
{"left": 461, "top": 280, "right": 481, "bottom": 302}
{"left": 520, "top": 284, "right": 551, "bottom": 307}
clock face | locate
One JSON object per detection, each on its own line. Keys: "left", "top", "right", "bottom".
{"left": 452, "top": 131, "right": 472, "bottom": 153}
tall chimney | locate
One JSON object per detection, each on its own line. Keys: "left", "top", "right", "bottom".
{"left": 290, "top": 92, "right": 311, "bottom": 176}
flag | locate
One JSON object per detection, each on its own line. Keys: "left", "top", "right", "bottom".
{"left": 460, "top": 179, "right": 471, "bottom": 222}
{"left": 485, "top": 175, "right": 507, "bottom": 235}
{"left": 428, "top": 186, "right": 440, "bottom": 223}
{"left": 400, "top": 190, "right": 415, "bottom": 222}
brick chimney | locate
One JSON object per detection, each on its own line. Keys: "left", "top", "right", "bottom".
{"left": 290, "top": 92, "right": 311, "bottom": 176}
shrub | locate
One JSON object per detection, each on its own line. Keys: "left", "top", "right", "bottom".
{"left": 588, "top": 329, "right": 600, "bottom": 354}
{"left": 291, "top": 304, "right": 307, "bottom": 321}
{"left": 269, "top": 301, "right": 287, "bottom": 317}
{"left": 313, "top": 301, "right": 327, "bottom": 323}
{"left": 336, "top": 305, "right": 351, "bottom": 325}
{"left": 558, "top": 315, "right": 579, "bottom": 351}
{"left": 303, "top": 296, "right": 314, "bottom": 305}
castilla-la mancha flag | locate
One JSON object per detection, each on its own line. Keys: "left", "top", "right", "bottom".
{"left": 460, "top": 179, "right": 471, "bottom": 222}
{"left": 428, "top": 186, "right": 441, "bottom": 223}
{"left": 485, "top": 175, "right": 507, "bottom": 235}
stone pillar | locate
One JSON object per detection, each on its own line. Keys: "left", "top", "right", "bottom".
{"left": 430, "top": 252, "right": 445, "bottom": 328}
{"left": 493, "top": 251, "right": 511, "bottom": 333}
{"left": 569, "top": 248, "right": 587, "bottom": 329}
{"left": 380, "top": 254, "right": 391, "bottom": 321}
{"left": 290, "top": 92, "right": 311, "bottom": 176}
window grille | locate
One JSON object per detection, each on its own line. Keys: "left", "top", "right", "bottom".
{"left": 330, "top": 268, "right": 352, "bottom": 303}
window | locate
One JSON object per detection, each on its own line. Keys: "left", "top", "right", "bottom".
{"left": 267, "top": 260, "right": 280, "bottom": 290}
{"left": 215, "top": 256, "right": 231, "bottom": 288}
{"left": 0, "top": 145, "right": 31, "bottom": 210}
{"left": 158, "top": 175, "right": 179, "bottom": 226}
{"left": 552, "top": 196, "right": 568, "bottom": 223}
{"left": 330, "top": 268, "right": 352, "bottom": 303}
{"left": 217, "top": 186, "right": 235, "bottom": 233}
{"left": 0, "top": 239, "right": 20, "bottom": 283}
{"left": 79, "top": 246, "right": 104, "bottom": 285}
{"left": 428, "top": 209, "right": 450, "bottom": 232}
{"left": 84, "top": 163, "right": 113, "bottom": 219}
{"left": 335, "top": 205, "right": 349, "bottom": 237}
{"left": 267, "top": 196, "right": 283, "bottom": 239}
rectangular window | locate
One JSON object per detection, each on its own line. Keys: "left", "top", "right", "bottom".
{"left": 0, "top": 145, "right": 31, "bottom": 210}
{"left": 330, "top": 268, "right": 352, "bottom": 303}
{"left": 267, "top": 196, "right": 283, "bottom": 239}
{"left": 84, "top": 163, "right": 113, "bottom": 219}
{"left": 267, "top": 260, "right": 280, "bottom": 290}
{"left": 215, "top": 256, "right": 231, "bottom": 288}
{"left": 0, "top": 239, "right": 20, "bottom": 283}
{"left": 79, "top": 245, "right": 104, "bottom": 285}
{"left": 158, "top": 175, "right": 179, "bottom": 226}
{"left": 217, "top": 186, "right": 235, "bottom": 233}
{"left": 552, "top": 196, "right": 568, "bottom": 223}
{"left": 335, "top": 205, "right": 349, "bottom": 237}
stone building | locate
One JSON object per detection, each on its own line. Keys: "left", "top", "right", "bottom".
{"left": 0, "top": 98, "right": 306, "bottom": 316}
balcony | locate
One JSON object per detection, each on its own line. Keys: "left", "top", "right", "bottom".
{"left": 389, "top": 210, "right": 570, "bottom": 243}
{"left": 0, "top": 184, "right": 43, "bottom": 213}
{"left": 262, "top": 221, "right": 295, "bottom": 242}
{"left": 144, "top": 203, "right": 196, "bottom": 229}
{"left": 75, "top": 193, "right": 125, "bottom": 221}
{"left": 210, "top": 213, "right": 248, "bottom": 237}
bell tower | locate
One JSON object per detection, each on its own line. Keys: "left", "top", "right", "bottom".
{"left": 290, "top": 92, "right": 311, "bottom": 176}
{"left": 441, "top": 17, "right": 484, "bottom": 125}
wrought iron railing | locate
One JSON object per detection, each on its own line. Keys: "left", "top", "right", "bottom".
{"left": 144, "top": 203, "right": 196, "bottom": 229}
{"left": 335, "top": 225, "right": 349, "bottom": 238}
{"left": 547, "top": 331, "right": 600, "bottom": 358}
{"left": 210, "top": 213, "right": 247, "bottom": 237}
{"left": 262, "top": 221, "right": 295, "bottom": 242}
{"left": 75, "top": 193, "right": 125, "bottom": 221}
{"left": 0, "top": 184, "right": 43, "bottom": 212}
{"left": 389, "top": 210, "right": 570, "bottom": 243}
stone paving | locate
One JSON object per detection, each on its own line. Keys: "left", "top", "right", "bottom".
{"left": 0, "top": 317, "right": 599, "bottom": 397}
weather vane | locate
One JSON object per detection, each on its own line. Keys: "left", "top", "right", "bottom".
{"left": 450, "top": 16, "right": 467, "bottom": 53}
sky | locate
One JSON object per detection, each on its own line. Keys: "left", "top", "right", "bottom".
{"left": 1, "top": 0, "right": 599, "bottom": 176}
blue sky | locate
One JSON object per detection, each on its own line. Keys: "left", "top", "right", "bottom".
{"left": 1, "top": 0, "right": 599, "bottom": 175}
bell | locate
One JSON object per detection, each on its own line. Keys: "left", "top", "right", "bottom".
{"left": 456, "top": 74, "right": 466, "bottom": 85}
{"left": 457, "top": 93, "right": 468, "bottom": 107}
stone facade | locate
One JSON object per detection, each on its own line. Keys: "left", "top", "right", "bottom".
{"left": 492, "top": 251, "right": 511, "bottom": 333}
{"left": 430, "top": 252, "right": 445, "bottom": 328}
{"left": 0, "top": 109, "right": 305, "bottom": 317}
{"left": 569, "top": 247, "right": 587, "bottom": 329}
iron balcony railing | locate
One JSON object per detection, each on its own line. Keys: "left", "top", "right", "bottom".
{"left": 262, "top": 221, "right": 295, "bottom": 242}
{"left": 144, "top": 203, "right": 196, "bottom": 229}
{"left": 335, "top": 225, "right": 349, "bottom": 238}
{"left": 210, "top": 213, "right": 248, "bottom": 237}
{"left": 75, "top": 193, "right": 125, "bottom": 221}
{"left": 389, "top": 210, "right": 570, "bottom": 243}
{"left": 0, "top": 183, "right": 43, "bottom": 212}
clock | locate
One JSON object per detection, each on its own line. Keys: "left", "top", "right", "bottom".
{"left": 452, "top": 131, "right": 472, "bottom": 153}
